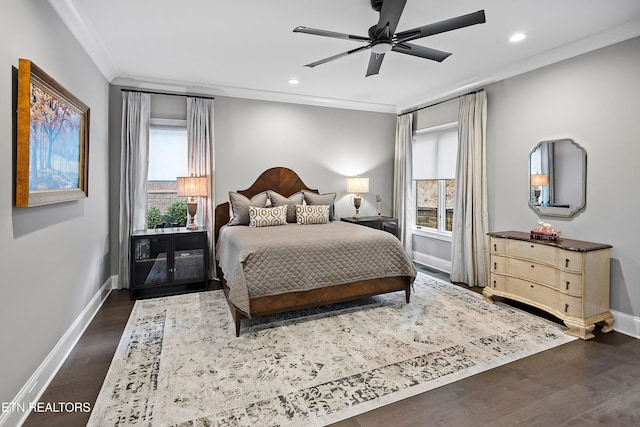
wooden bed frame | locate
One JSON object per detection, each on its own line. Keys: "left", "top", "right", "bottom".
{"left": 215, "top": 167, "right": 412, "bottom": 336}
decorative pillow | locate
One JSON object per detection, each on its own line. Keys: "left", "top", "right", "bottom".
{"left": 296, "top": 204, "right": 330, "bottom": 225}
{"left": 268, "top": 191, "right": 303, "bottom": 223}
{"left": 303, "top": 191, "right": 336, "bottom": 220}
{"left": 228, "top": 191, "right": 269, "bottom": 226}
{"left": 249, "top": 205, "right": 288, "bottom": 228}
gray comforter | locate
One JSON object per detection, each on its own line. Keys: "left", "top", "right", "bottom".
{"left": 216, "top": 221, "right": 416, "bottom": 316}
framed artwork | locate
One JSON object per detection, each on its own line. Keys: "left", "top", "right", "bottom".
{"left": 16, "top": 58, "right": 90, "bottom": 207}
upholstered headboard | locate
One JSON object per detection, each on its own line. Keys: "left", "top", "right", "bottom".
{"left": 214, "top": 167, "right": 318, "bottom": 241}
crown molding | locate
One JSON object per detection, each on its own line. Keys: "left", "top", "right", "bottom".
{"left": 112, "top": 76, "right": 397, "bottom": 113}
{"left": 47, "top": 0, "right": 118, "bottom": 81}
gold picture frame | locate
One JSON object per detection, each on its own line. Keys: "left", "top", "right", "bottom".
{"left": 16, "top": 58, "right": 90, "bottom": 207}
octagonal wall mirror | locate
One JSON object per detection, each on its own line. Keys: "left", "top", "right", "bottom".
{"left": 528, "top": 138, "right": 586, "bottom": 218}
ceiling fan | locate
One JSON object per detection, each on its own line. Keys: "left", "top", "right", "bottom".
{"left": 293, "top": 0, "right": 486, "bottom": 76}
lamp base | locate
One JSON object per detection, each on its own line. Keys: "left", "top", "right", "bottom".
{"left": 187, "top": 198, "right": 198, "bottom": 230}
{"left": 352, "top": 195, "right": 362, "bottom": 219}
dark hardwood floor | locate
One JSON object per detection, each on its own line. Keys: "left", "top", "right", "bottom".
{"left": 23, "top": 272, "right": 640, "bottom": 427}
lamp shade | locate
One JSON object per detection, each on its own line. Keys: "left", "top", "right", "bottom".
{"left": 177, "top": 176, "right": 209, "bottom": 197}
{"left": 346, "top": 177, "right": 369, "bottom": 194}
{"left": 530, "top": 174, "right": 549, "bottom": 186}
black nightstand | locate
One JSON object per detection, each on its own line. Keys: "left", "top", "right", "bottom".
{"left": 341, "top": 216, "right": 398, "bottom": 238}
{"left": 129, "top": 227, "right": 209, "bottom": 299}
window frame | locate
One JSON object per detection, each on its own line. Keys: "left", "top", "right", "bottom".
{"left": 412, "top": 121, "right": 458, "bottom": 242}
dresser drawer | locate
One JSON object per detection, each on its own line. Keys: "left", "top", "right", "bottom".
{"left": 507, "top": 258, "right": 556, "bottom": 287}
{"left": 507, "top": 240, "right": 557, "bottom": 265}
{"left": 490, "top": 237, "right": 506, "bottom": 255}
{"left": 490, "top": 255, "right": 506, "bottom": 274}
{"left": 507, "top": 277, "right": 558, "bottom": 310}
{"left": 559, "top": 294, "right": 583, "bottom": 318}
{"left": 558, "top": 271, "right": 583, "bottom": 296}
{"left": 558, "top": 250, "right": 583, "bottom": 273}
{"left": 489, "top": 273, "right": 506, "bottom": 291}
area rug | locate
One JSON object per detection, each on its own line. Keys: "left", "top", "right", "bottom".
{"left": 88, "top": 272, "right": 575, "bottom": 426}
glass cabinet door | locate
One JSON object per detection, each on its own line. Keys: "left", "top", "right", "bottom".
{"left": 133, "top": 236, "right": 169, "bottom": 285}
{"left": 173, "top": 233, "right": 206, "bottom": 282}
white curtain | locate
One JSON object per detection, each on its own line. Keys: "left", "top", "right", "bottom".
{"left": 393, "top": 113, "right": 414, "bottom": 257}
{"left": 451, "top": 90, "right": 489, "bottom": 287}
{"left": 187, "top": 97, "right": 215, "bottom": 279}
{"left": 118, "top": 92, "right": 151, "bottom": 289}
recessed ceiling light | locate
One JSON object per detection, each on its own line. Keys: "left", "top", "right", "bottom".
{"left": 510, "top": 33, "right": 526, "bottom": 42}
{"left": 288, "top": 78, "right": 299, "bottom": 85}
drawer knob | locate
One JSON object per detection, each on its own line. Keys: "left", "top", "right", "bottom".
{"left": 493, "top": 280, "right": 497, "bottom": 288}
{"left": 530, "top": 245, "right": 535, "bottom": 248}
{"left": 494, "top": 262, "right": 497, "bottom": 270}
{"left": 566, "top": 281, "right": 570, "bottom": 290}
{"left": 565, "top": 258, "right": 570, "bottom": 268}
{"left": 493, "top": 243, "right": 497, "bottom": 251}
{"left": 564, "top": 303, "right": 569, "bottom": 312}
{"left": 530, "top": 285, "right": 534, "bottom": 288}
{"left": 531, "top": 265, "right": 535, "bottom": 269}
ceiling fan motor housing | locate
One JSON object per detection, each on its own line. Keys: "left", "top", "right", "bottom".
{"left": 370, "top": 0, "right": 383, "bottom": 12}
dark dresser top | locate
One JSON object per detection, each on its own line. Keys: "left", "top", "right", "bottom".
{"left": 488, "top": 231, "right": 612, "bottom": 252}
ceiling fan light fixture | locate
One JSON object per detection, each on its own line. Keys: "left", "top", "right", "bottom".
{"left": 371, "top": 41, "right": 392, "bottom": 54}
{"left": 510, "top": 33, "right": 526, "bottom": 42}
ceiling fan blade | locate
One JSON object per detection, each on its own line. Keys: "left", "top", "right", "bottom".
{"left": 294, "top": 26, "right": 370, "bottom": 42}
{"left": 392, "top": 43, "right": 451, "bottom": 62}
{"left": 395, "top": 10, "right": 486, "bottom": 43}
{"left": 366, "top": 52, "right": 385, "bottom": 77}
{"left": 376, "top": 0, "right": 407, "bottom": 36}
{"left": 305, "top": 45, "right": 371, "bottom": 68}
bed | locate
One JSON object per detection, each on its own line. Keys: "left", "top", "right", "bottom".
{"left": 215, "top": 167, "right": 416, "bottom": 336}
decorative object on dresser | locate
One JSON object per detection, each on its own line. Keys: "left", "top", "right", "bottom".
{"left": 346, "top": 176, "right": 369, "bottom": 219}
{"left": 215, "top": 167, "right": 415, "bottom": 336}
{"left": 530, "top": 219, "right": 561, "bottom": 242}
{"left": 483, "top": 231, "right": 613, "bottom": 339}
{"left": 341, "top": 215, "right": 398, "bottom": 238}
{"left": 177, "top": 175, "right": 209, "bottom": 229}
{"left": 130, "top": 228, "right": 208, "bottom": 299}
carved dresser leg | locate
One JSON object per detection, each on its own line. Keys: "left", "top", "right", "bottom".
{"left": 601, "top": 314, "right": 615, "bottom": 333}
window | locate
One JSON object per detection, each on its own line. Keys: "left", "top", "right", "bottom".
{"left": 412, "top": 123, "right": 458, "bottom": 236}
{"left": 146, "top": 121, "right": 189, "bottom": 228}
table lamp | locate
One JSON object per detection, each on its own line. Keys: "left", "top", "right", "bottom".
{"left": 346, "top": 177, "right": 369, "bottom": 219}
{"left": 177, "top": 175, "right": 209, "bottom": 229}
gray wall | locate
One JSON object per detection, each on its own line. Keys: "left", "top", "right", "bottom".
{"left": 485, "top": 36, "right": 640, "bottom": 316}
{"left": 0, "top": 1, "right": 110, "bottom": 406}
{"left": 108, "top": 90, "right": 397, "bottom": 278}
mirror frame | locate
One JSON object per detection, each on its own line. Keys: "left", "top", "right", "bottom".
{"left": 528, "top": 138, "right": 587, "bottom": 218}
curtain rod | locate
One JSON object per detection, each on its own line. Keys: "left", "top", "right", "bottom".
{"left": 399, "top": 88, "right": 485, "bottom": 116}
{"left": 120, "top": 88, "right": 215, "bottom": 100}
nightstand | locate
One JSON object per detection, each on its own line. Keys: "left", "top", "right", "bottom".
{"left": 340, "top": 216, "right": 398, "bottom": 238}
{"left": 130, "top": 227, "right": 209, "bottom": 299}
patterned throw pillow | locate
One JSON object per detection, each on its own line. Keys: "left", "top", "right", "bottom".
{"left": 268, "top": 191, "right": 304, "bottom": 223}
{"left": 296, "top": 204, "right": 330, "bottom": 225}
{"left": 249, "top": 205, "right": 288, "bottom": 228}
{"left": 302, "top": 191, "right": 336, "bottom": 220}
{"left": 228, "top": 191, "right": 269, "bottom": 226}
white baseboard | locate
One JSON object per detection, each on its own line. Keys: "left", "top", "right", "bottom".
{"left": 1, "top": 277, "right": 114, "bottom": 427}
{"left": 412, "top": 251, "right": 451, "bottom": 275}
{"left": 610, "top": 309, "right": 640, "bottom": 339}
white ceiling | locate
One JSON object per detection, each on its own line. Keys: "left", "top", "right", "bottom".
{"left": 49, "top": 0, "right": 640, "bottom": 113}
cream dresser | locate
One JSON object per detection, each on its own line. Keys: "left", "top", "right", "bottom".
{"left": 483, "top": 231, "right": 613, "bottom": 340}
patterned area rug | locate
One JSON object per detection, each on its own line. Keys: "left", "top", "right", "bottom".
{"left": 88, "top": 273, "right": 575, "bottom": 426}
